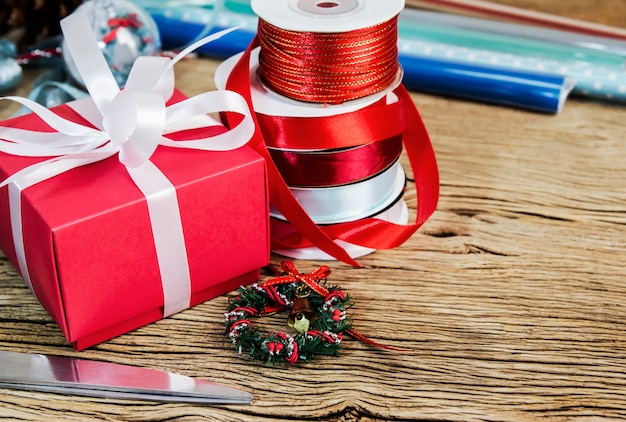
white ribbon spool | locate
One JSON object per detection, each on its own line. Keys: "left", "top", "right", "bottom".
{"left": 269, "top": 160, "right": 406, "bottom": 224}
{"left": 272, "top": 196, "right": 410, "bottom": 260}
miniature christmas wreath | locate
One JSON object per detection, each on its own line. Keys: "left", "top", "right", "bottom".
{"left": 224, "top": 261, "right": 353, "bottom": 365}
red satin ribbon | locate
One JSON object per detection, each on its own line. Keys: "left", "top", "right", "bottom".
{"left": 224, "top": 36, "right": 439, "bottom": 262}
{"left": 256, "top": 97, "right": 404, "bottom": 150}
{"left": 270, "top": 84, "right": 439, "bottom": 251}
{"left": 224, "top": 36, "right": 361, "bottom": 266}
{"left": 269, "top": 136, "right": 403, "bottom": 187}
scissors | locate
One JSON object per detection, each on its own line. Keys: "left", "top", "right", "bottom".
{"left": 0, "top": 350, "right": 252, "bottom": 404}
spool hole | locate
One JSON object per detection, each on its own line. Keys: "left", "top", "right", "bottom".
{"left": 296, "top": 0, "right": 358, "bottom": 15}
{"left": 316, "top": 1, "right": 339, "bottom": 8}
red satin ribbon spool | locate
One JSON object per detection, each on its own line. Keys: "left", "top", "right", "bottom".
{"left": 269, "top": 135, "right": 403, "bottom": 188}
{"left": 255, "top": 97, "right": 405, "bottom": 150}
{"left": 268, "top": 85, "right": 440, "bottom": 252}
{"left": 224, "top": 37, "right": 361, "bottom": 266}
{"left": 223, "top": 23, "right": 439, "bottom": 264}
{"left": 257, "top": 17, "right": 401, "bottom": 104}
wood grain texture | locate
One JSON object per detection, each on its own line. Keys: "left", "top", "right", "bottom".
{"left": 1, "top": 2, "right": 626, "bottom": 421}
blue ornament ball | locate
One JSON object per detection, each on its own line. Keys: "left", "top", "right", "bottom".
{"left": 62, "top": 0, "right": 161, "bottom": 88}
{"left": 0, "top": 40, "right": 22, "bottom": 94}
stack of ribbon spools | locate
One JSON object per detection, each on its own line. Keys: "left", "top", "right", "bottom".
{"left": 216, "top": 0, "right": 439, "bottom": 263}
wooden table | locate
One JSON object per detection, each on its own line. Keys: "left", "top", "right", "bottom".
{"left": 1, "top": 2, "right": 625, "bottom": 420}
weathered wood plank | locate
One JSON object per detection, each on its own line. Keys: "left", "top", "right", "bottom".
{"left": 1, "top": 1, "right": 626, "bottom": 420}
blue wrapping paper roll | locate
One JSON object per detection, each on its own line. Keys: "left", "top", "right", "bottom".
{"left": 141, "top": 3, "right": 572, "bottom": 113}
{"left": 399, "top": 55, "right": 572, "bottom": 113}
{"left": 149, "top": 13, "right": 255, "bottom": 58}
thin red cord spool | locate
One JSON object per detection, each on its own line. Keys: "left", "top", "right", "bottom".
{"left": 256, "top": 16, "right": 401, "bottom": 104}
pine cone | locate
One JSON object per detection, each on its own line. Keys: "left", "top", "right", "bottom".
{"left": 0, "top": 0, "right": 83, "bottom": 51}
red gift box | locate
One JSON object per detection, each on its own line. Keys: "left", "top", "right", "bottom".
{"left": 0, "top": 91, "right": 269, "bottom": 350}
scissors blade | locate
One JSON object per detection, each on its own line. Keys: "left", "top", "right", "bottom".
{"left": 0, "top": 350, "right": 252, "bottom": 405}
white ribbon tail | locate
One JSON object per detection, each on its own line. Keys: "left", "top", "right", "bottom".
{"left": 0, "top": 147, "right": 117, "bottom": 189}
{"left": 162, "top": 26, "right": 241, "bottom": 74}
{"left": 0, "top": 134, "right": 105, "bottom": 157}
{"left": 161, "top": 91, "right": 254, "bottom": 151}
{"left": 0, "top": 96, "right": 104, "bottom": 139}
{"left": 60, "top": 9, "right": 120, "bottom": 114}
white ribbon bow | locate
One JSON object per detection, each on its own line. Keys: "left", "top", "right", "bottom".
{"left": 0, "top": 10, "right": 255, "bottom": 317}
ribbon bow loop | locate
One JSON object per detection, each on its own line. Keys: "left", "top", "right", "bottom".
{"left": 282, "top": 260, "right": 331, "bottom": 286}
{"left": 0, "top": 9, "right": 254, "bottom": 186}
{"left": 102, "top": 89, "right": 166, "bottom": 168}
{"left": 264, "top": 261, "right": 331, "bottom": 297}
{"left": 124, "top": 55, "right": 174, "bottom": 99}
